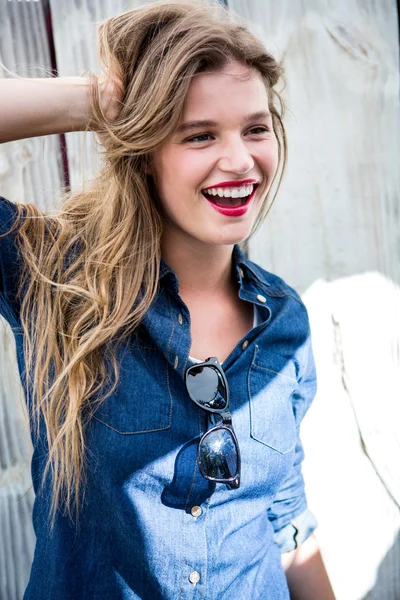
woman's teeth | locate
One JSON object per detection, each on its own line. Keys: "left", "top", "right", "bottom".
{"left": 203, "top": 184, "right": 254, "bottom": 198}
{"left": 202, "top": 184, "right": 254, "bottom": 206}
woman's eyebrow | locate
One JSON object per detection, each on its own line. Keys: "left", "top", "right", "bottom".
{"left": 177, "top": 111, "right": 272, "bottom": 133}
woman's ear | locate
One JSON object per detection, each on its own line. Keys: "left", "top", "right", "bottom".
{"left": 144, "top": 156, "right": 155, "bottom": 177}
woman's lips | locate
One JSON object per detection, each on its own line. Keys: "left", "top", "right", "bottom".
{"left": 202, "top": 184, "right": 258, "bottom": 217}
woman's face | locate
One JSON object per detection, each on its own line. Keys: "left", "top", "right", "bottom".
{"left": 151, "top": 60, "right": 279, "bottom": 249}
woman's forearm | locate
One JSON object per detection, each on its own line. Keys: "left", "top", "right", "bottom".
{"left": 0, "top": 76, "right": 92, "bottom": 143}
{"left": 281, "top": 534, "right": 336, "bottom": 600}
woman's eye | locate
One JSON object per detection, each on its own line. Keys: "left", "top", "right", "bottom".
{"left": 186, "top": 133, "right": 213, "bottom": 143}
{"left": 185, "top": 126, "right": 271, "bottom": 144}
{"left": 248, "top": 126, "right": 271, "bottom": 135}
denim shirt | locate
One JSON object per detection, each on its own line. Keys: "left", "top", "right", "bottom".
{"left": 0, "top": 197, "right": 317, "bottom": 600}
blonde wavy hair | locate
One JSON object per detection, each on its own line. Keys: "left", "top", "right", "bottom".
{"left": 4, "top": 0, "right": 287, "bottom": 529}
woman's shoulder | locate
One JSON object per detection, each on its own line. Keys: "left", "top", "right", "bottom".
{"left": 0, "top": 195, "right": 26, "bottom": 252}
{"left": 0, "top": 196, "right": 30, "bottom": 243}
{"left": 0, "top": 195, "right": 22, "bottom": 227}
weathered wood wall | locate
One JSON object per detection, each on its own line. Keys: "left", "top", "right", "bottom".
{"left": 233, "top": 0, "right": 400, "bottom": 292}
{"left": 49, "top": 0, "right": 131, "bottom": 188}
{"left": 0, "top": 0, "right": 399, "bottom": 598}
{"left": 0, "top": 3, "right": 63, "bottom": 599}
{"left": 230, "top": 0, "right": 400, "bottom": 598}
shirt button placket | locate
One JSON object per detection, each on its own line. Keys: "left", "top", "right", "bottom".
{"left": 190, "top": 505, "right": 202, "bottom": 519}
{"left": 189, "top": 570, "right": 201, "bottom": 586}
{"left": 178, "top": 303, "right": 207, "bottom": 597}
{"left": 182, "top": 503, "right": 206, "bottom": 598}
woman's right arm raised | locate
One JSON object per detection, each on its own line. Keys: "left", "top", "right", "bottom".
{"left": 0, "top": 73, "right": 123, "bottom": 143}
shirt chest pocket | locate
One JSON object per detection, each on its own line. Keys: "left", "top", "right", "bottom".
{"left": 92, "top": 344, "right": 173, "bottom": 435}
{"left": 248, "top": 344, "right": 298, "bottom": 454}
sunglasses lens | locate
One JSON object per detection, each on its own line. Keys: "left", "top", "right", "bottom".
{"left": 198, "top": 428, "right": 238, "bottom": 480}
{"left": 187, "top": 365, "right": 228, "bottom": 410}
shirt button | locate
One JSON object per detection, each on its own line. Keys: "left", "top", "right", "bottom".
{"left": 257, "top": 294, "right": 266, "bottom": 303}
{"left": 241, "top": 340, "right": 249, "bottom": 351}
{"left": 239, "top": 267, "right": 244, "bottom": 278}
{"left": 191, "top": 505, "right": 202, "bottom": 518}
{"left": 189, "top": 570, "right": 200, "bottom": 585}
{"left": 174, "top": 355, "right": 179, "bottom": 369}
{"left": 178, "top": 313, "right": 183, "bottom": 325}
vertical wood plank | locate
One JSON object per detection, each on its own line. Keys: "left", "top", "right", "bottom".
{"left": 230, "top": 0, "right": 400, "bottom": 292}
{"left": 49, "top": 0, "right": 134, "bottom": 189}
{"left": 0, "top": 1, "right": 64, "bottom": 598}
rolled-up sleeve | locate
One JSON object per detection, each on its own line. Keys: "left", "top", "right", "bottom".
{"left": 267, "top": 333, "right": 318, "bottom": 553}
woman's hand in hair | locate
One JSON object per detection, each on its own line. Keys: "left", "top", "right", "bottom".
{"left": 93, "top": 67, "right": 124, "bottom": 145}
{"left": 97, "top": 67, "right": 124, "bottom": 122}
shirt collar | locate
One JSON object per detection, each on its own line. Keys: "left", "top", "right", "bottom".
{"left": 231, "top": 244, "right": 271, "bottom": 288}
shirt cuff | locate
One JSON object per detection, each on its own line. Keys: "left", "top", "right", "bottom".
{"left": 274, "top": 508, "right": 318, "bottom": 553}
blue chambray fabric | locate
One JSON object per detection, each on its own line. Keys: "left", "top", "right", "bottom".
{"left": 0, "top": 196, "right": 318, "bottom": 600}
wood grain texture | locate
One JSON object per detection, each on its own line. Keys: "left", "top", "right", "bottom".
{"left": 230, "top": 0, "right": 400, "bottom": 293}
{"left": 0, "top": 323, "right": 35, "bottom": 600}
{"left": 49, "top": 0, "right": 133, "bottom": 190}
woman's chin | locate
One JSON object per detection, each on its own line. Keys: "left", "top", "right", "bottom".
{"left": 197, "top": 228, "right": 252, "bottom": 248}
{"left": 163, "top": 218, "right": 254, "bottom": 249}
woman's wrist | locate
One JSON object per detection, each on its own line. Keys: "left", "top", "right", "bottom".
{"left": 48, "top": 76, "right": 94, "bottom": 133}
{"left": 0, "top": 75, "right": 94, "bottom": 142}
{"left": 40, "top": 73, "right": 123, "bottom": 134}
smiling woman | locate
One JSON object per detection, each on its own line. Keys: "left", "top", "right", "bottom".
{"left": 0, "top": 1, "right": 334, "bottom": 599}
{"left": 151, "top": 62, "right": 279, "bottom": 248}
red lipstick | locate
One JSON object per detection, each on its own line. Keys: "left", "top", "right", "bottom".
{"left": 205, "top": 184, "right": 258, "bottom": 217}
{"left": 202, "top": 178, "right": 259, "bottom": 190}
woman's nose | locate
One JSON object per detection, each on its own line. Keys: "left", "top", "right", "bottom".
{"left": 218, "top": 138, "right": 254, "bottom": 174}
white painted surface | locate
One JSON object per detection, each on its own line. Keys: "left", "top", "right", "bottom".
{"left": 302, "top": 276, "right": 400, "bottom": 599}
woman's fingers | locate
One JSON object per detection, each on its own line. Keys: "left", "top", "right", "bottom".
{"left": 97, "top": 68, "right": 124, "bottom": 122}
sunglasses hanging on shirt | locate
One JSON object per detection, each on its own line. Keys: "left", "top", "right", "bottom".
{"left": 185, "top": 357, "right": 241, "bottom": 489}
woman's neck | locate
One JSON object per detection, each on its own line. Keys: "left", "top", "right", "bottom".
{"left": 160, "top": 233, "right": 236, "bottom": 298}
